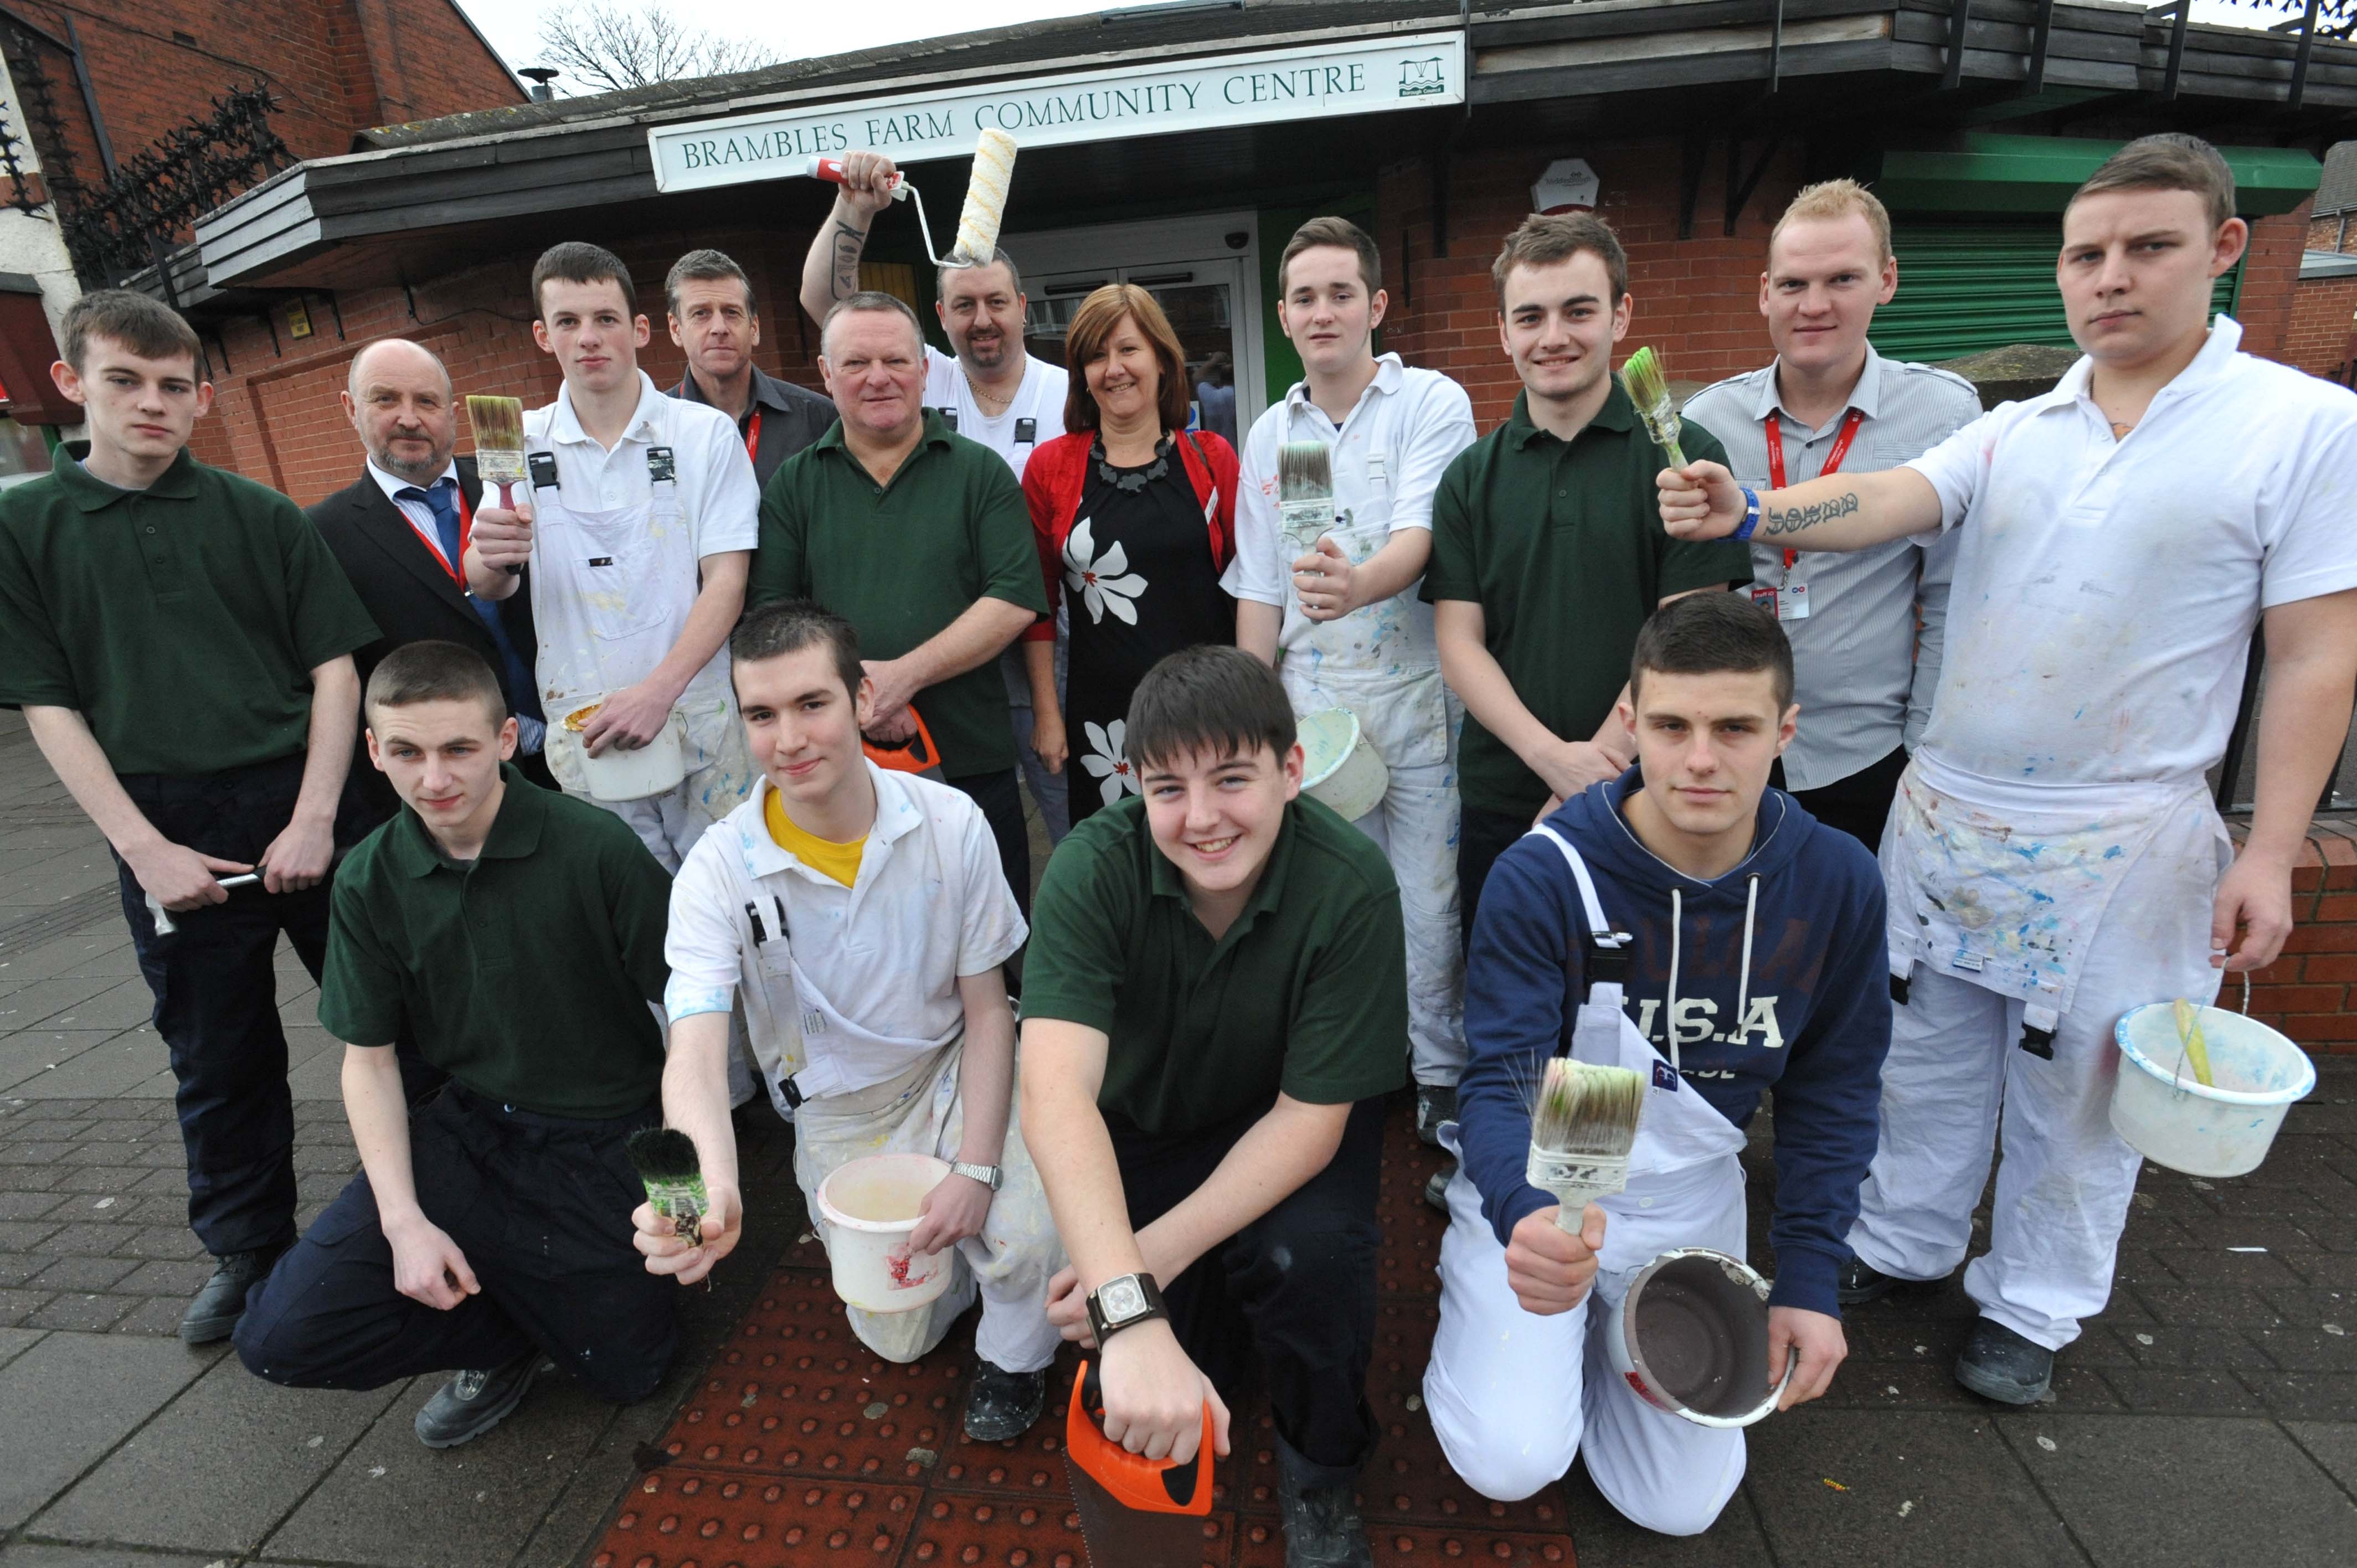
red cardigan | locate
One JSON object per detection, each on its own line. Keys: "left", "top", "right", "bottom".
{"left": 1019, "top": 427, "right": 1239, "bottom": 643}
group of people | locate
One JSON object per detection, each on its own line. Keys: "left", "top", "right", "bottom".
{"left": 1, "top": 128, "right": 2350, "bottom": 1567}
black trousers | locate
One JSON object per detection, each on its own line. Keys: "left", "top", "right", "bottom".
{"left": 1457, "top": 803, "right": 1535, "bottom": 960}
{"left": 1774, "top": 744, "right": 1908, "bottom": 854}
{"left": 1113, "top": 1097, "right": 1387, "bottom": 1487}
{"left": 949, "top": 766, "right": 1031, "bottom": 915}
{"left": 234, "top": 1086, "right": 677, "bottom": 1404}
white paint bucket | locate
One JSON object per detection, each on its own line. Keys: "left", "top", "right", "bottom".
{"left": 1298, "top": 708, "right": 1388, "bottom": 821}
{"left": 1604, "top": 1247, "right": 1790, "bottom": 1428}
{"left": 2111, "top": 1003, "right": 2315, "bottom": 1178}
{"left": 563, "top": 698, "right": 688, "bottom": 803}
{"left": 815, "top": 1153, "right": 955, "bottom": 1314}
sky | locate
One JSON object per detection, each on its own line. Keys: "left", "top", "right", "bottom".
{"left": 454, "top": 0, "right": 2285, "bottom": 87}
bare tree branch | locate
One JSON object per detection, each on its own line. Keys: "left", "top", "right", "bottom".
{"left": 533, "top": 1, "right": 779, "bottom": 96}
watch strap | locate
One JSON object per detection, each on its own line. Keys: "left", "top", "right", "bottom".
{"left": 1085, "top": 1271, "right": 1168, "bottom": 1345}
{"left": 951, "top": 1160, "right": 1002, "bottom": 1192}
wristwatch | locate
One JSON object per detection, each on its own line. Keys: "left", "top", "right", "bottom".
{"left": 1086, "top": 1271, "right": 1168, "bottom": 1344}
{"left": 951, "top": 1161, "right": 1003, "bottom": 1192}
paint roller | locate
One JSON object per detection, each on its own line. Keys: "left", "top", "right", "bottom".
{"left": 791, "top": 130, "right": 1018, "bottom": 271}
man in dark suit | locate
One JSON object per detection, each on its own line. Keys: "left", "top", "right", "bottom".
{"left": 665, "top": 248, "right": 837, "bottom": 488}
{"left": 309, "top": 338, "right": 554, "bottom": 832}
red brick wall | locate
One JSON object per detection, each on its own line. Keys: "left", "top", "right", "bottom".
{"left": 2307, "top": 211, "right": 2356, "bottom": 254}
{"left": 2236, "top": 201, "right": 2310, "bottom": 362}
{"left": 2287, "top": 276, "right": 2357, "bottom": 378}
{"left": 2238, "top": 822, "right": 2357, "bottom": 1055}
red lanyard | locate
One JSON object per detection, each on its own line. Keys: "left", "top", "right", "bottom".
{"left": 1765, "top": 408, "right": 1864, "bottom": 570}
{"left": 743, "top": 406, "right": 762, "bottom": 463}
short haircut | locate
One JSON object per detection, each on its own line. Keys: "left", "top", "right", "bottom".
{"left": 1770, "top": 178, "right": 1894, "bottom": 266}
{"left": 531, "top": 241, "right": 636, "bottom": 319}
{"left": 364, "top": 639, "right": 507, "bottom": 726}
{"left": 346, "top": 337, "right": 451, "bottom": 403}
{"left": 60, "top": 289, "right": 202, "bottom": 375}
{"left": 2071, "top": 132, "right": 2236, "bottom": 231}
{"left": 1492, "top": 211, "right": 1629, "bottom": 305}
{"left": 1280, "top": 215, "right": 1383, "bottom": 295}
{"left": 1629, "top": 591, "right": 1795, "bottom": 710}
{"left": 937, "top": 247, "right": 1023, "bottom": 298}
{"left": 664, "top": 247, "right": 756, "bottom": 319}
{"left": 728, "top": 598, "right": 864, "bottom": 702}
{"left": 820, "top": 290, "right": 925, "bottom": 358}
{"left": 1125, "top": 644, "right": 1298, "bottom": 775}
{"left": 1062, "top": 283, "right": 1192, "bottom": 435}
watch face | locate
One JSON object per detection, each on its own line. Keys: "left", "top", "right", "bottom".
{"left": 1100, "top": 1276, "right": 1149, "bottom": 1323}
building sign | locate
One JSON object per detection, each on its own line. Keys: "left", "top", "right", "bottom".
{"left": 649, "top": 34, "right": 1465, "bottom": 194}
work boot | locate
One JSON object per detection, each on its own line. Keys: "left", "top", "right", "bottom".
{"left": 1954, "top": 1318, "right": 2055, "bottom": 1406}
{"left": 179, "top": 1244, "right": 285, "bottom": 1345}
{"left": 415, "top": 1352, "right": 541, "bottom": 1448}
{"left": 1414, "top": 1084, "right": 1457, "bottom": 1148}
{"left": 1423, "top": 1162, "right": 1454, "bottom": 1214}
{"left": 1836, "top": 1255, "right": 1905, "bottom": 1306}
{"left": 962, "top": 1358, "right": 1048, "bottom": 1443}
{"left": 1277, "top": 1463, "right": 1373, "bottom": 1567}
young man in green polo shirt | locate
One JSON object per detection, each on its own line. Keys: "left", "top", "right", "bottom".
{"left": 235, "top": 641, "right": 698, "bottom": 1450}
{"left": 1425, "top": 213, "right": 1752, "bottom": 935}
{"left": 748, "top": 290, "right": 1047, "bottom": 911}
{"left": 0, "top": 290, "right": 378, "bottom": 1347}
{"left": 1022, "top": 645, "right": 1407, "bottom": 1568}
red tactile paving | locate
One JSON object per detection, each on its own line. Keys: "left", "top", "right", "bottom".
{"left": 583, "top": 1098, "right": 1578, "bottom": 1567}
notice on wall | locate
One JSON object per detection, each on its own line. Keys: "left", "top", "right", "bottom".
{"left": 647, "top": 34, "right": 1465, "bottom": 194}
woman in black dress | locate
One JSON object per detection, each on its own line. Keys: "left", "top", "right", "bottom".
{"left": 1019, "top": 285, "right": 1239, "bottom": 824}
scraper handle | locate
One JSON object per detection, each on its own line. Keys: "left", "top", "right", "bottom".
{"left": 1066, "top": 1360, "right": 1214, "bottom": 1515}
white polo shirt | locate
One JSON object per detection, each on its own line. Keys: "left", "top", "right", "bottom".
{"left": 525, "top": 371, "right": 759, "bottom": 545}
{"left": 664, "top": 762, "right": 1027, "bottom": 1102}
{"left": 1906, "top": 316, "right": 2357, "bottom": 790}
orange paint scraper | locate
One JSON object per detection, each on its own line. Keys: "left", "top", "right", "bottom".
{"left": 1063, "top": 1359, "right": 1216, "bottom": 1568}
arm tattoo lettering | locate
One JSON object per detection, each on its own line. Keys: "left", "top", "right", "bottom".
{"left": 1761, "top": 491, "right": 1859, "bottom": 537}
{"left": 831, "top": 222, "right": 867, "bottom": 302}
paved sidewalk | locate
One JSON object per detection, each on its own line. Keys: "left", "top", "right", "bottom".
{"left": 1, "top": 701, "right": 2353, "bottom": 1567}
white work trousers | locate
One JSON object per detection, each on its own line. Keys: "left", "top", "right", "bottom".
{"left": 1424, "top": 1155, "right": 1748, "bottom": 1537}
{"left": 1351, "top": 755, "right": 1466, "bottom": 1085}
{"left": 1847, "top": 808, "right": 2227, "bottom": 1350}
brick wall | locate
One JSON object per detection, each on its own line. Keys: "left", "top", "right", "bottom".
{"left": 2236, "top": 201, "right": 2310, "bottom": 361}
{"left": 2286, "top": 275, "right": 2357, "bottom": 379}
{"left": 2236, "top": 821, "right": 2357, "bottom": 1054}
{"left": 2307, "top": 210, "right": 2356, "bottom": 254}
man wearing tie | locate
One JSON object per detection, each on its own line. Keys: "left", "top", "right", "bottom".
{"left": 309, "top": 338, "right": 553, "bottom": 831}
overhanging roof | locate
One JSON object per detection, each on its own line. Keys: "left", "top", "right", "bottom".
{"left": 2304, "top": 247, "right": 2357, "bottom": 278}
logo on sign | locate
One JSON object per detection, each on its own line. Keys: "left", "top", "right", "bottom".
{"left": 1398, "top": 56, "right": 1447, "bottom": 96}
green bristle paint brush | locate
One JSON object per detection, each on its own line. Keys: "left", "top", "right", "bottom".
{"left": 1620, "top": 346, "right": 1687, "bottom": 470}
{"left": 1527, "top": 1056, "right": 1648, "bottom": 1231}
{"left": 1277, "top": 440, "right": 1335, "bottom": 558}
{"left": 625, "top": 1127, "right": 707, "bottom": 1241}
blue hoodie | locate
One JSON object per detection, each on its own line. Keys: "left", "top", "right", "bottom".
{"left": 1455, "top": 770, "right": 1890, "bottom": 1317}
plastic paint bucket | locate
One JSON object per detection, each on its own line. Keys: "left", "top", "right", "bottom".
{"left": 1298, "top": 708, "right": 1388, "bottom": 822}
{"left": 2111, "top": 1003, "right": 2315, "bottom": 1178}
{"left": 815, "top": 1153, "right": 955, "bottom": 1313}
{"left": 564, "top": 698, "right": 688, "bottom": 803}
{"left": 1604, "top": 1247, "right": 1789, "bottom": 1428}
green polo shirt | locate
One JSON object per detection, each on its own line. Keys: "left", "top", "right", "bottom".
{"left": 749, "top": 410, "right": 1047, "bottom": 778}
{"left": 1023, "top": 793, "right": 1408, "bottom": 1138}
{"left": 1422, "top": 381, "right": 1749, "bottom": 821}
{"left": 0, "top": 443, "right": 377, "bottom": 777}
{"left": 320, "top": 767, "right": 673, "bottom": 1118}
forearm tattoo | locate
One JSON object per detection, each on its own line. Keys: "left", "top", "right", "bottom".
{"left": 831, "top": 221, "right": 867, "bottom": 302}
{"left": 1761, "top": 490, "right": 1860, "bottom": 537}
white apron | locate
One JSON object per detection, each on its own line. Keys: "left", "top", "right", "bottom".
{"left": 526, "top": 450, "right": 740, "bottom": 793}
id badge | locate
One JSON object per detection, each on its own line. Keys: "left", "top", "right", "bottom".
{"left": 1749, "top": 585, "right": 1779, "bottom": 618}
{"left": 1777, "top": 582, "right": 1810, "bottom": 622}
{"left": 647, "top": 446, "right": 677, "bottom": 484}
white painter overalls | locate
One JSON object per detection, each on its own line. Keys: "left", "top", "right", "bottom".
{"left": 1426, "top": 827, "right": 1751, "bottom": 1538}
{"left": 527, "top": 448, "right": 756, "bottom": 870}
{"left": 1849, "top": 752, "right": 2230, "bottom": 1350}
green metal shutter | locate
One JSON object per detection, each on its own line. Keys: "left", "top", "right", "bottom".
{"left": 1869, "top": 221, "right": 2241, "bottom": 363}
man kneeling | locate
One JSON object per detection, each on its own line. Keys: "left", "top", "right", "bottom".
{"left": 1425, "top": 593, "right": 1890, "bottom": 1534}
{"left": 237, "top": 642, "right": 691, "bottom": 1447}
{"left": 646, "top": 599, "right": 1061, "bottom": 1441}
{"left": 1022, "top": 646, "right": 1408, "bottom": 1568}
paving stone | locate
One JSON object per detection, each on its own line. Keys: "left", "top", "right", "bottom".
{"left": 18, "top": 1038, "right": 172, "bottom": 1101}
{"left": 0, "top": 1329, "right": 215, "bottom": 1527}
{"left": 2095, "top": 1366, "right": 2267, "bottom": 1414}
{"left": 2152, "top": 1246, "right": 2312, "bottom": 1287}
{"left": 111, "top": 1226, "right": 203, "bottom": 1261}
{"left": 2236, "top": 1370, "right": 2357, "bottom": 1420}
{"left": 0, "top": 1546, "right": 233, "bottom": 1566}
{"left": 29, "top": 981, "right": 156, "bottom": 1033}
{"left": 0, "top": 977, "right": 115, "bottom": 1031}
{"left": 510, "top": 1397, "right": 677, "bottom": 1568}
{"left": 25, "top": 1292, "right": 140, "bottom": 1332}
{"left": 0, "top": 1032, "right": 116, "bottom": 1095}
{"left": 27, "top": 1255, "right": 138, "bottom": 1292}
{"left": 2258, "top": 1286, "right": 2355, "bottom": 1326}
{"left": 2283, "top": 1421, "right": 2357, "bottom": 1498}
{"left": 0, "top": 1218, "right": 60, "bottom": 1249}
{"left": 0, "top": 1289, "right": 53, "bottom": 1325}
{"left": 109, "top": 1296, "right": 191, "bottom": 1337}
{"left": 34, "top": 1353, "right": 401, "bottom": 1554}
{"left": 2000, "top": 1414, "right": 2357, "bottom": 1568}
{"left": 2124, "top": 1283, "right": 2296, "bottom": 1329}
{"left": 0, "top": 1325, "right": 43, "bottom": 1370}
{"left": 114, "top": 1258, "right": 213, "bottom": 1296}
{"left": 2250, "top": 1325, "right": 2357, "bottom": 1373}
{"left": 1746, "top": 1409, "right": 2081, "bottom": 1567}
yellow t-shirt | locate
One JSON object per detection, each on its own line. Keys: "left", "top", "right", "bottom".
{"left": 765, "top": 790, "right": 865, "bottom": 888}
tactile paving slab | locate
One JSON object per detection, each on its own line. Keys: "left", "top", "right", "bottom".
{"left": 582, "top": 1096, "right": 1577, "bottom": 1566}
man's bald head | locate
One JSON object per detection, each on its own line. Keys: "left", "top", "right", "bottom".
{"left": 343, "top": 337, "right": 458, "bottom": 484}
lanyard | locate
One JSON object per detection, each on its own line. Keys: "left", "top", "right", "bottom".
{"left": 743, "top": 406, "right": 761, "bottom": 463}
{"left": 1765, "top": 408, "right": 1864, "bottom": 573}
{"left": 399, "top": 483, "right": 474, "bottom": 590}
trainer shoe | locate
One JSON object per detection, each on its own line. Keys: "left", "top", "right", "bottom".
{"left": 179, "top": 1244, "right": 285, "bottom": 1345}
{"left": 1836, "top": 1255, "right": 1905, "bottom": 1306}
{"left": 1954, "top": 1318, "right": 2055, "bottom": 1405}
{"left": 1277, "top": 1463, "right": 1374, "bottom": 1567}
{"left": 961, "top": 1358, "right": 1048, "bottom": 1442}
{"left": 415, "top": 1352, "right": 541, "bottom": 1448}
{"left": 1414, "top": 1084, "right": 1457, "bottom": 1147}
{"left": 1423, "top": 1162, "right": 1454, "bottom": 1213}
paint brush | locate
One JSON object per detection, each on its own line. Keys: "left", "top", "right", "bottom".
{"left": 625, "top": 1127, "right": 707, "bottom": 1241}
{"left": 1620, "top": 346, "right": 1687, "bottom": 470}
{"left": 1277, "top": 440, "right": 1335, "bottom": 559}
{"left": 1527, "top": 1056, "right": 1647, "bottom": 1231}
{"left": 2173, "top": 998, "right": 2216, "bottom": 1089}
{"left": 464, "top": 394, "right": 528, "bottom": 577}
